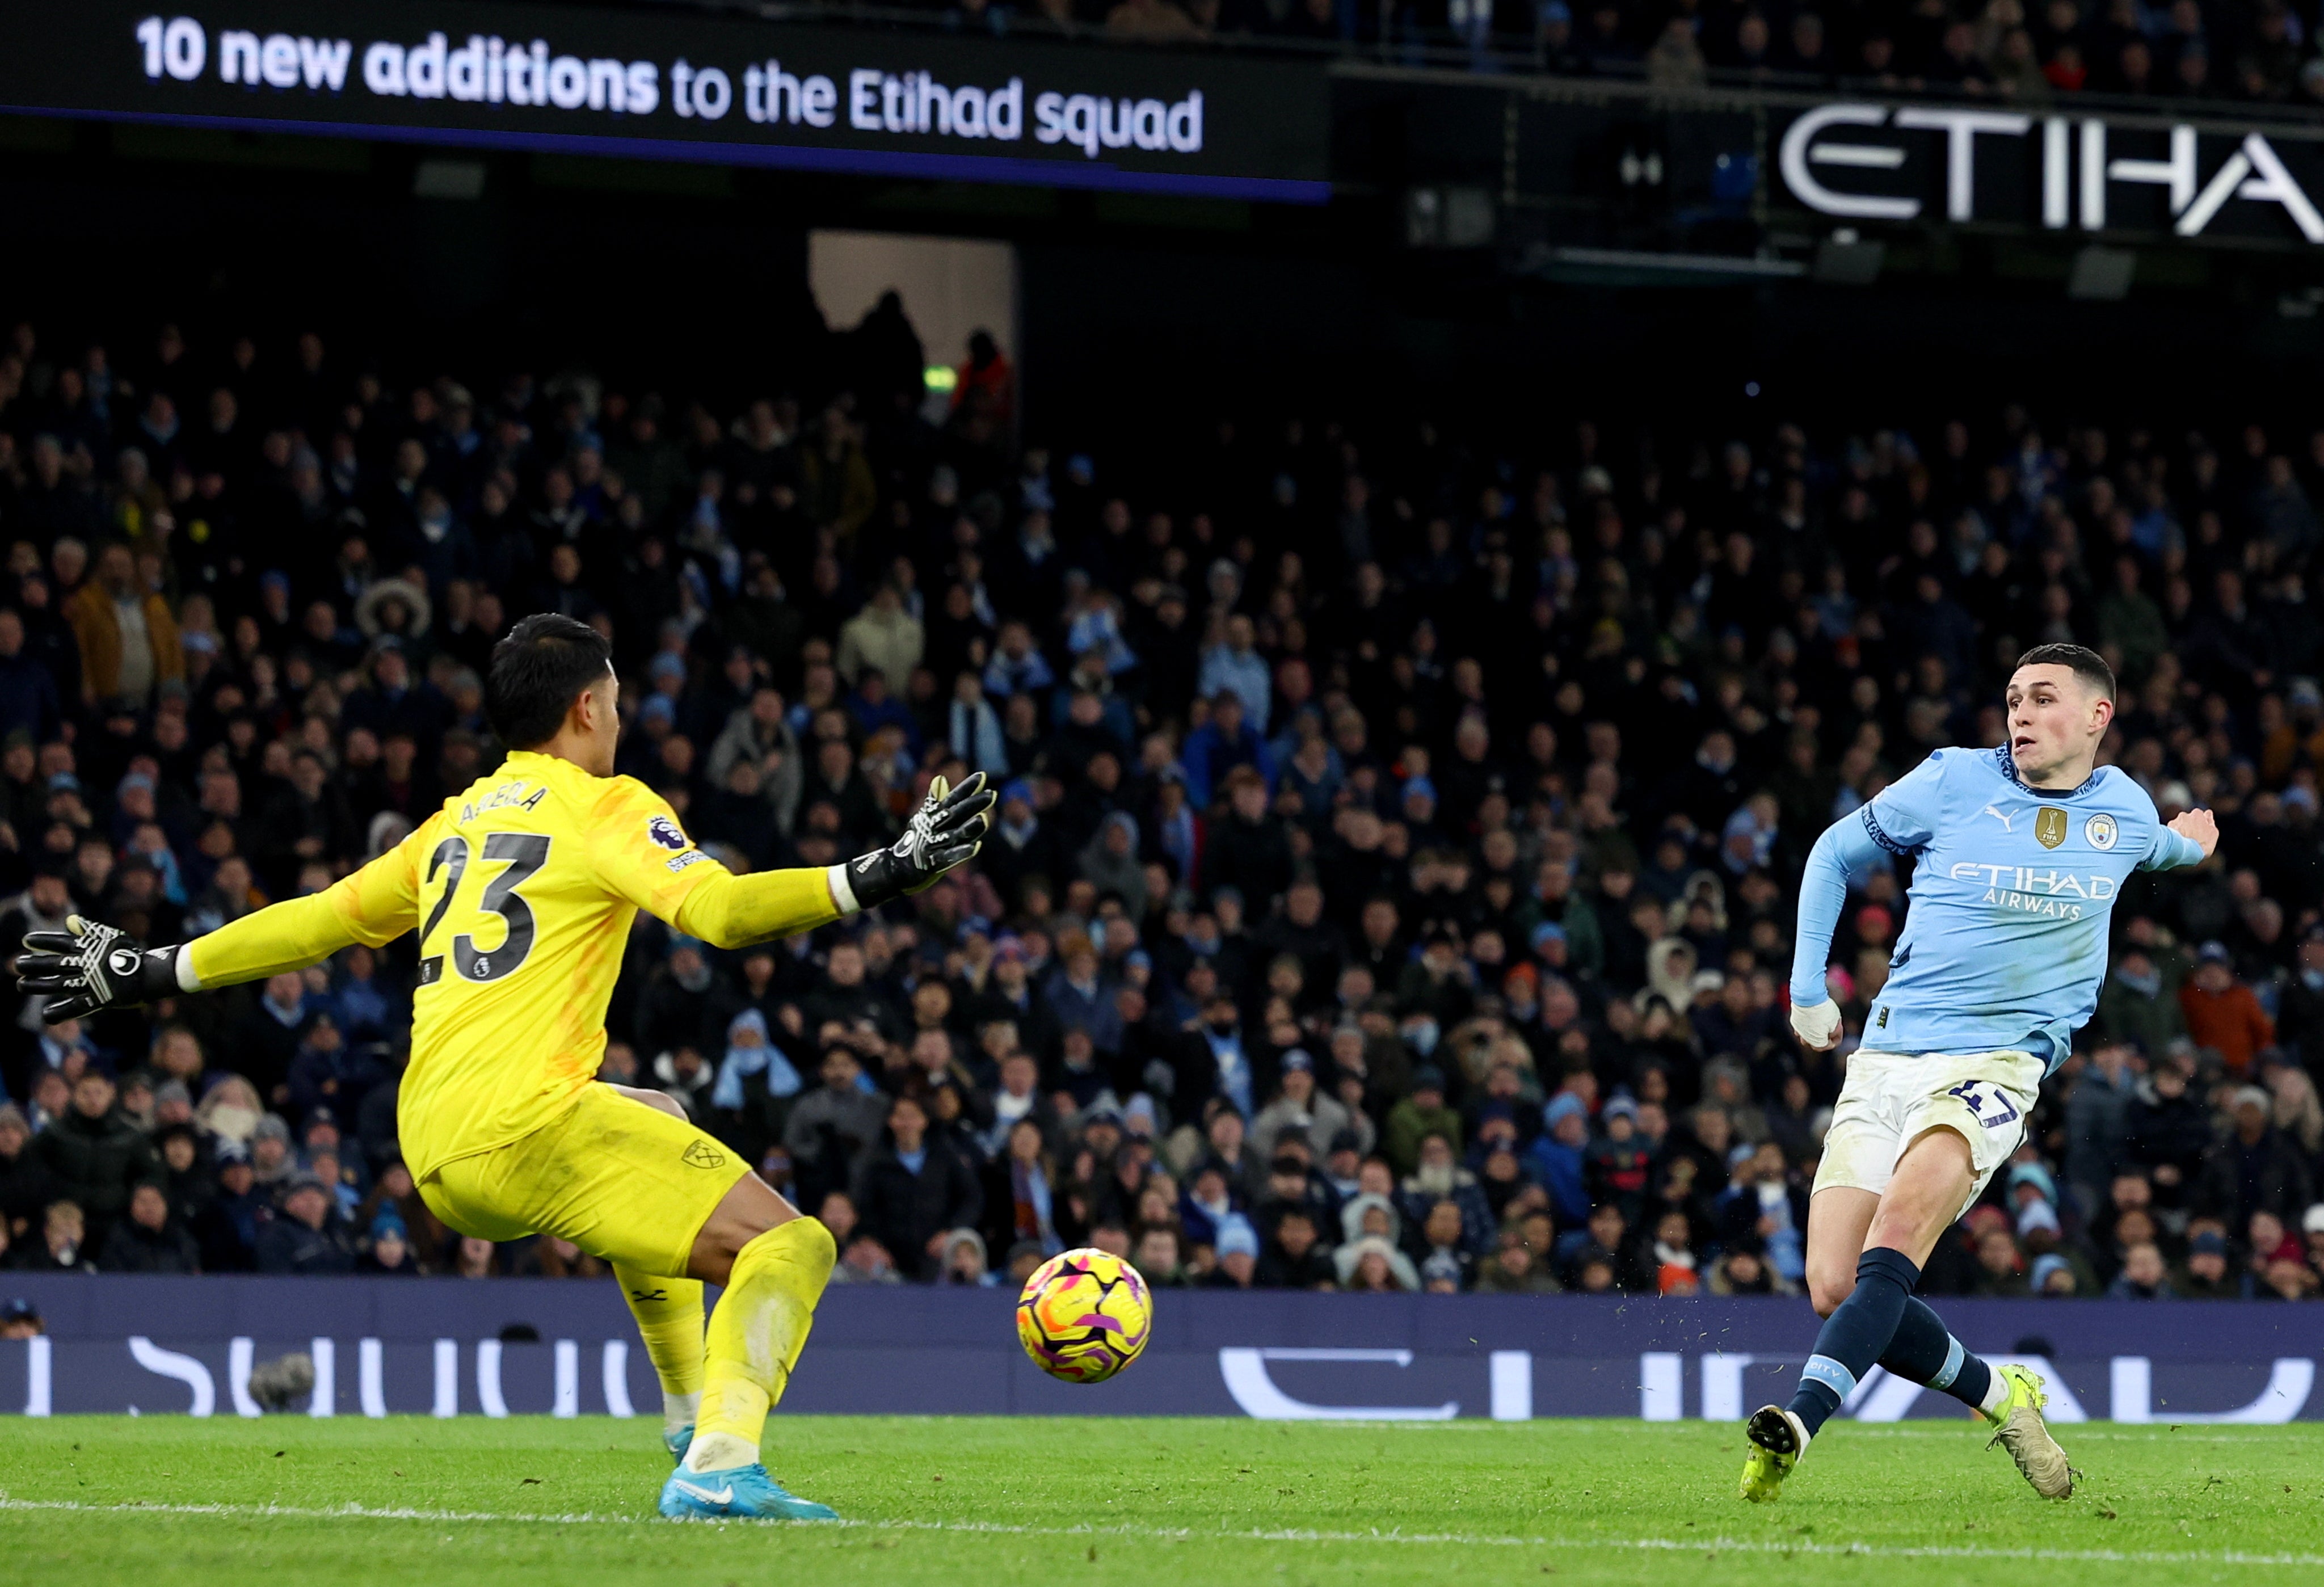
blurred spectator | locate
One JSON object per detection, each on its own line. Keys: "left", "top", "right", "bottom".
{"left": 1973, "top": 1222, "right": 2029, "bottom": 1296}
{"left": 1252, "top": 1047, "right": 1361, "bottom": 1157}
{"left": 19, "top": 1199, "right": 91, "bottom": 1273}
{"left": 785, "top": 1047, "right": 890, "bottom": 1210}
{"left": 837, "top": 583, "right": 923, "bottom": 689}
{"left": 2106, "top": 1240, "right": 2175, "bottom": 1299}
{"left": 1476, "top": 1226, "right": 1563, "bottom": 1293}
{"left": 1207, "top": 1216, "right": 1258, "bottom": 1287}
{"left": 982, "top": 1115, "right": 1064, "bottom": 1259}
{"left": 96, "top": 1180, "right": 198, "bottom": 1273}
{"left": 2276, "top": 926, "right": 2324, "bottom": 1063}
{"left": 2098, "top": 942, "right": 2188, "bottom": 1056}
{"left": 1584, "top": 1095, "right": 1653, "bottom": 1220}
{"left": 940, "top": 1226, "right": 994, "bottom": 1285}
{"left": 28, "top": 1068, "right": 155, "bottom": 1259}
{"left": 1645, "top": 16, "right": 1709, "bottom": 86}
{"left": 453, "top": 1235, "right": 499, "bottom": 1278}
{"left": 2028, "top": 1253, "right": 2080, "bottom": 1297}
{"left": 951, "top": 330, "right": 1014, "bottom": 429}
{"left": 2270, "top": 1063, "right": 2323, "bottom": 1159}
{"left": 1335, "top": 1232, "right": 1419, "bottom": 1291}
{"left": 2181, "top": 942, "right": 2275, "bottom": 1075}
{"left": 2063, "top": 1042, "right": 2137, "bottom": 1207}
{"left": 0, "top": 612, "right": 61, "bottom": 742}
{"left": 2197, "top": 1085, "right": 2315, "bottom": 1228}
{"left": 192, "top": 1138, "right": 263, "bottom": 1272}
{"left": 2173, "top": 1228, "right": 2243, "bottom": 1298}
{"left": 0, "top": 1102, "right": 41, "bottom": 1235}
{"left": 1707, "top": 1235, "right": 1786, "bottom": 1295}
{"left": 1383, "top": 1067, "right": 1459, "bottom": 1176}
{"left": 65, "top": 542, "right": 182, "bottom": 712}
{"left": 1256, "top": 1204, "right": 1336, "bottom": 1287}
{"left": 1199, "top": 618, "right": 1271, "bottom": 734}
{"left": 852, "top": 1093, "right": 982, "bottom": 1281}
{"left": 359, "top": 1209, "right": 418, "bottom": 1276}
{"left": 2124, "top": 1060, "right": 2209, "bottom": 1207}
{"left": 1529, "top": 1093, "right": 1592, "bottom": 1227}
{"left": 254, "top": 1173, "right": 353, "bottom": 1274}
{"left": 1397, "top": 1131, "right": 1494, "bottom": 1256}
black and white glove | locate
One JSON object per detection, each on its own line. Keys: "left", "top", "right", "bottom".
{"left": 16, "top": 915, "right": 186, "bottom": 1024}
{"left": 830, "top": 772, "right": 996, "bottom": 914}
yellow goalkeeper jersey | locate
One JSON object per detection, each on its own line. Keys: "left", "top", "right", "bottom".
{"left": 184, "top": 750, "right": 840, "bottom": 1179}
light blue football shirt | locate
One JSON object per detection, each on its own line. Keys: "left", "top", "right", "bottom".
{"left": 1790, "top": 744, "right": 2205, "bottom": 1074}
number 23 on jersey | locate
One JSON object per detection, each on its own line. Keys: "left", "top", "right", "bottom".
{"left": 416, "top": 832, "right": 551, "bottom": 986}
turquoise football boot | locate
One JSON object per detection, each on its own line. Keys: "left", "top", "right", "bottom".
{"left": 658, "top": 1463, "right": 839, "bottom": 1522}
{"left": 662, "top": 1424, "right": 693, "bottom": 1466}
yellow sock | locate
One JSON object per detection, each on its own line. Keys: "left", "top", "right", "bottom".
{"left": 615, "top": 1265, "right": 705, "bottom": 1433}
{"left": 684, "top": 1219, "right": 836, "bottom": 1474}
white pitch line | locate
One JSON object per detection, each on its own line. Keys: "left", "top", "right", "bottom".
{"left": 1848, "top": 1427, "right": 2317, "bottom": 1442}
{"left": 0, "top": 1497, "right": 642, "bottom": 1527}
{"left": 2, "top": 1496, "right": 2321, "bottom": 1568}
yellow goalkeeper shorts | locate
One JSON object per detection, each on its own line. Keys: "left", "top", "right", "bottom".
{"left": 415, "top": 1083, "right": 748, "bottom": 1277}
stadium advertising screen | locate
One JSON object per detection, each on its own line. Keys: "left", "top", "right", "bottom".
{"left": 1773, "top": 99, "right": 2324, "bottom": 248}
{"left": 0, "top": 0, "right": 1332, "bottom": 203}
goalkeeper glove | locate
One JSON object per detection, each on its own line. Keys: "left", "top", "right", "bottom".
{"left": 1789, "top": 996, "right": 1842, "bottom": 1052}
{"left": 16, "top": 915, "right": 188, "bottom": 1024}
{"left": 831, "top": 772, "right": 996, "bottom": 914}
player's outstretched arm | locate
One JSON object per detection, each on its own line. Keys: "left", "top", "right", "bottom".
{"left": 825, "top": 772, "right": 996, "bottom": 914}
{"left": 1787, "top": 814, "right": 1888, "bottom": 1051}
{"left": 2148, "top": 807, "right": 2217, "bottom": 869}
{"left": 16, "top": 830, "right": 430, "bottom": 1024}
{"left": 655, "top": 773, "right": 996, "bottom": 950}
{"left": 15, "top": 914, "right": 188, "bottom": 1022}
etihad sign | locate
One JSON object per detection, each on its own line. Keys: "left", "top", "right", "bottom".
{"left": 1778, "top": 103, "right": 2324, "bottom": 244}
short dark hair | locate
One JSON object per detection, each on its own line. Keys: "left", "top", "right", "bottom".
{"left": 486, "top": 614, "right": 612, "bottom": 750}
{"left": 2014, "top": 643, "right": 2115, "bottom": 702}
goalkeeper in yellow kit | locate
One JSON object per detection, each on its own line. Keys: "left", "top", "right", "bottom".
{"left": 16, "top": 614, "right": 993, "bottom": 1522}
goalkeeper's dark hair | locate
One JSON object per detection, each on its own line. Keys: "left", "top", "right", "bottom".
{"left": 2014, "top": 642, "right": 2115, "bottom": 702}
{"left": 487, "top": 614, "right": 613, "bottom": 750}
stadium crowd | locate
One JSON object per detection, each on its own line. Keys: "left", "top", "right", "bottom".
{"left": 924, "top": 0, "right": 2324, "bottom": 112}
{"left": 0, "top": 311, "right": 2321, "bottom": 1310}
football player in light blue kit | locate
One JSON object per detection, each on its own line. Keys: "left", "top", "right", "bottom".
{"left": 1740, "top": 644, "right": 2216, "bottom": 1502}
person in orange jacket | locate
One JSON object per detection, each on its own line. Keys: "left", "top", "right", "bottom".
{"left": 952, "top": 330, "right": 1014, "bottom": 430}
{"left": 2179, "top": 940, "right": 2276, "bottom": 1075}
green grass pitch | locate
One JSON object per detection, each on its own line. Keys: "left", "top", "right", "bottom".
{"left": 4, "top": 1416, "right": 2321, "bottom": 1585}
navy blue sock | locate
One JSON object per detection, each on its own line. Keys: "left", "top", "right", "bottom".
{"left": 1879, "top": 1295, "right": 1994, "bottom": 1414}
{"left": 1786, "top": 1247, "right": 1919, "bottom": 1438}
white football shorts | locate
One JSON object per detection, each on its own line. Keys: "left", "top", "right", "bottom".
{"left": 1811, "top": 1048, "right": 2043, "bottom": 1219}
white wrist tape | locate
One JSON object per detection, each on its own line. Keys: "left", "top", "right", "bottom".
{"left": 1790, "top": 998, "right": 1841, "bottom": 1048}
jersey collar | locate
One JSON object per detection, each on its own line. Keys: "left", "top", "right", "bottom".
{"left": 1993, "top": 742, "right": 2103, "bottom": 799}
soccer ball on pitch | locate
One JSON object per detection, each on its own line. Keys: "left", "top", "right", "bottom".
{"left": 1015, "top": 1247, "right": 1153, "bottom": 1383}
